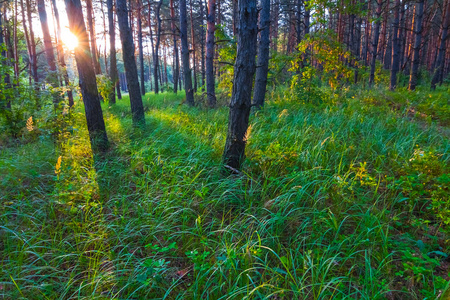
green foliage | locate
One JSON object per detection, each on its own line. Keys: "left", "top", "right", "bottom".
{"left": 96, "top": 74, "right": 113, "bottom": 103}
{"left": 216, "top": 24, "right": 236, "bottom": 96}
{"left": 1, "top": 87, "right": 449, "bottom": 299}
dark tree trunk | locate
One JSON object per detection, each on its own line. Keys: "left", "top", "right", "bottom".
{"left": 51, "top": 0, "right": 74, "bottom": 107}
{"left": 64, "top": 0, "right": 109, "bottom": 152}
{"left": 200, "top": 0, "right": 206, "bottom": 90}
{"left": 206, "top": 0, "right": 216, "bottom": 107}
{"left": 86, "top": 0, "right": 101, "bottom": 74}
{"left": 222, "top": 0, "right": 258, "bottom": 171}
{"left": 137, "top": 1, "right": 145, "bottom": 95}
{"left": 190, "top": 0, "right": 197, "bottom": 92}
{"left": 271, "top": 0, "right": 279, "bottom": 52}
{"left": 170, "top": 0, "right": 179, "bottom": 93}
{"left": 390, "top": 0, "right": 401, "bottom": 90}
{"left": 253, "top": 0, "right": 270, "bottom": 109}
{"left": 408, "top": 0, "right": 424, "bottom": 90}
{"left": 180, "top": 0, "right": 195, "bottom": 105}
{"left": 107, "top": 0, "right": 117, "bottom": 104}
{"left": 116, "top": 0, "right": 146, "bottom": 125}
{"left": 25, "top": 0, "right": 38, "bottom": 84}
{"left": 20, "top": 0, "right": 32, "bottom": 84}
{"left": 369, "top": 0, "right": 382, "bottom": 85}
{"left": 153, "top": 1, "right": 162, "bottom": 94}
{"left": 431, "top": 0, "right": 449, "bottom": 89}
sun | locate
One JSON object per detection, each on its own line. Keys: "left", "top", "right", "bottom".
{"left": 61, "top": 29, "right": 79, "bottom": 50}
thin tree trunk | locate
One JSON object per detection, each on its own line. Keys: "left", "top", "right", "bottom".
{"left": 200, "top": 0, "right": 206, "bottom": 90}
{"left": 137, "top": 0, "right": 145, "bottom": 95}
{"left": 180, "top": 0, "right": 195, "bottom": 105}
{"left": 51, "top": 0, "right": 74, "bottom": 106}
{"left": 107, "top": 0, "right": 117, "bottom": 104}
{"left": 25, "top": 0, "right": 38, "bottom": 84}
{"left": 153, "top": 1, "right": 162, "bottom": 94}
{"left": 206, "top": 0, "right": 216, "bottom": 107}
{"left": 431, "top": 0, "right": 449, "bottom": 89}
{"left": 222, "top": 0, "right": 258, "bottom": 170}
{"left": 116, "top": 0, "right": 146, "bottom": 125}
{"left": 64, "top": 0, "right": 109, "bottom": 152}
{"left": 253, "top": 0, "right": 270, "bottom": 109}
{"left": 408, "top": 0, "right": 424, "bottom": 90}
{"left": 369, "top": 0, "right": 383, "bottom": 85}
{"left": 170, "top": 0, "right": 179, "bottom": 93}
{"left": 190, "top": 0, "right": 197, "bottom": 92}
{"left": 86, "top": 0, "right": 101, "bottom": 74}
{"left": 390, "top": 0, "right": 401, "bottom": 90}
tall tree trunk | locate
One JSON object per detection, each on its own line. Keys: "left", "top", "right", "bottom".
{"left": 369, "top": 0, "right": 382, "bottom": 85}
{"left": 13, "top": 0, "right": 19, "bottom": 81}
{"left": 51, "top": 0, "right": 74, "bottom": 106}
{"left": 408, "top": 0, "right": 424, "bottom": 90}
{"left": 107, "top": 0, "right": 117, "bottom": 104}
{"left": 206, "top": 0, "right": 216, "bottom": 107}
{"left": 431, "top": 0, "right": 449, "bottom": 89}
{"left": 271, "top": 0, "right": 279, "bottom": 52}
{"left": 25, "top": 0, "right": 38, "bottom": 84}
{"left": 116, "top": 0, "right": 146, "bottom": 125}
{"left": 200, "top": 0, "right": 206, "bottom": 90}
{"left": 20, "top": 0, "right": 32, "bottom": 84}
{"left": 390, "top": 0, "right": 401, "bottom": 90}
{"left": 180, "top": 0, "right": 195, "bottom": 105}
{"left": 222, "top": 0, "right": 258, "bottom": 171}
{"left": 253, "top": 0, "right": 270, "bottom": 109}
{"left": 170, "top": 0, "right": 179, "bottom": 93}
{"left": 37, "top": 0, "right": 59, "bottom": 106}
{"left": 190, "top": 0, "right": 197, "bottom": 92}
{"left": 86, "top": 0, "right": 101, "bottom": 74}
{"left": 153, "top": 1, "right": 162, "bottom": 94}
{"left": 64, "top": 0, "right": 109, "bottom": 152}
{"left": 137, "top": 0, "right": 145, "bottom": 95}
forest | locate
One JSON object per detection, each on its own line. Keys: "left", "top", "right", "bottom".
{"left": 0, "top": 0, "right": 449, "bottom": 297}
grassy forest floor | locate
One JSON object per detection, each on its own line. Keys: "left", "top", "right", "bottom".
{"left": 1, "top": 85, "right": 449, "bottom": 299}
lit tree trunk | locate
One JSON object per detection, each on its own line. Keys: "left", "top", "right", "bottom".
{"left": 116, "top": 0, "right": 146, "bottom": 125}
{"left": 180, "top": 0, "right": 195, "bottom": 105}
{"left": 369, "top": 0, "right": 382, "bottom": 85}
{"left": 253, "top": 0, "right": 270, "bottom": 109}
{"left": 20, "top": 0, "right": 32, "bottom": 84}
{"left": 170, "top": 0, "right": 179, "bottom": 93}
{"left": 137, "top": 0, "right": 145, "bottom": 95}
{"left": 86, "top": 0, "right": 101, "bottom": 74}
{"left": 64, "top": 0, "right": 109, "bottom": 152}
{"left": 13, "top": 0, "right": 19, "bottom": 81}
{"left": 25, "top": 0, "right": 38, "bottom": 84}
{"left": 37, "top": 0, "right": 60, "bottom": 106}
{"left": 51, "top": 0, "right": 74, "bottom": 106}
{"left": 408, "top": 0, "right": 424, "bottom": 90}
{"left": 222, "top": 0, "right": 258, "bottom": 170}
{"left": 390, "top": 0, "right": 401, "bottom": 90}
{"left": 107, "top": 0, "right": 117, "bottom": 103}
{"left": 431, "top": 0, "right": 449, "bottom": 89}
{"left": 206, "top": 0, "right": 216, "bottom": 107}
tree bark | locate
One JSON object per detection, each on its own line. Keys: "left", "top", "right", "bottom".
{"left": 253, "top": 0, "right": 270, "bottom": 109}
{"left": 180, "top": 0, "right": 195, "bottom": 105}
{"left": 51, "top": 0, "right": 74, "bottom": 106}
{"left": 107, "top": 0, "right": 117, "bottom": 104}
{"left": 369, "top": 0, "right": 383, "bottom": 85}
{"left": 200, "top": 0, "right": 206, "bottom": 90}
{"left": 431, "top": 0, "right": 449, "bottom": 89}
{"left": 86, "top": 0, "right": 101, "bottom": 74}
{"left": 116, "top": 0, "right": 146, "bottom": 125}
{"left": 137, "top": 0, "right": 145, "bottom": 95}
{"left": 190, "top": 0, "right": 198, "bottom": 92}
{"left": 408, "top": 0, "right": 424, "bottom": 90}
{"left": 64, "top": 0, "right": 109, "bottom": 152}
{"left": 390, "top": 0, "right": 401, "bottom": 90}
{"left": 170, "top": 0, "right": 179, "bottom": 93}
{"left": 222, "top": 0, "right": 258, "bottom": 170}
{"left": 206, "top": 0, "right": 216, "bottom": 107}
{"left": 153, "top": 1, "right": 162, "bottom": 94}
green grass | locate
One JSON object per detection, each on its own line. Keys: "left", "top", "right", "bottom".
{"left": 1, "top": 87, "right": 449, "bottom": 299}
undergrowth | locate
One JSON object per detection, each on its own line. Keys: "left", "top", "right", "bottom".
{"left": 1, "top": 86, "right": 449, "bottom": 299}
